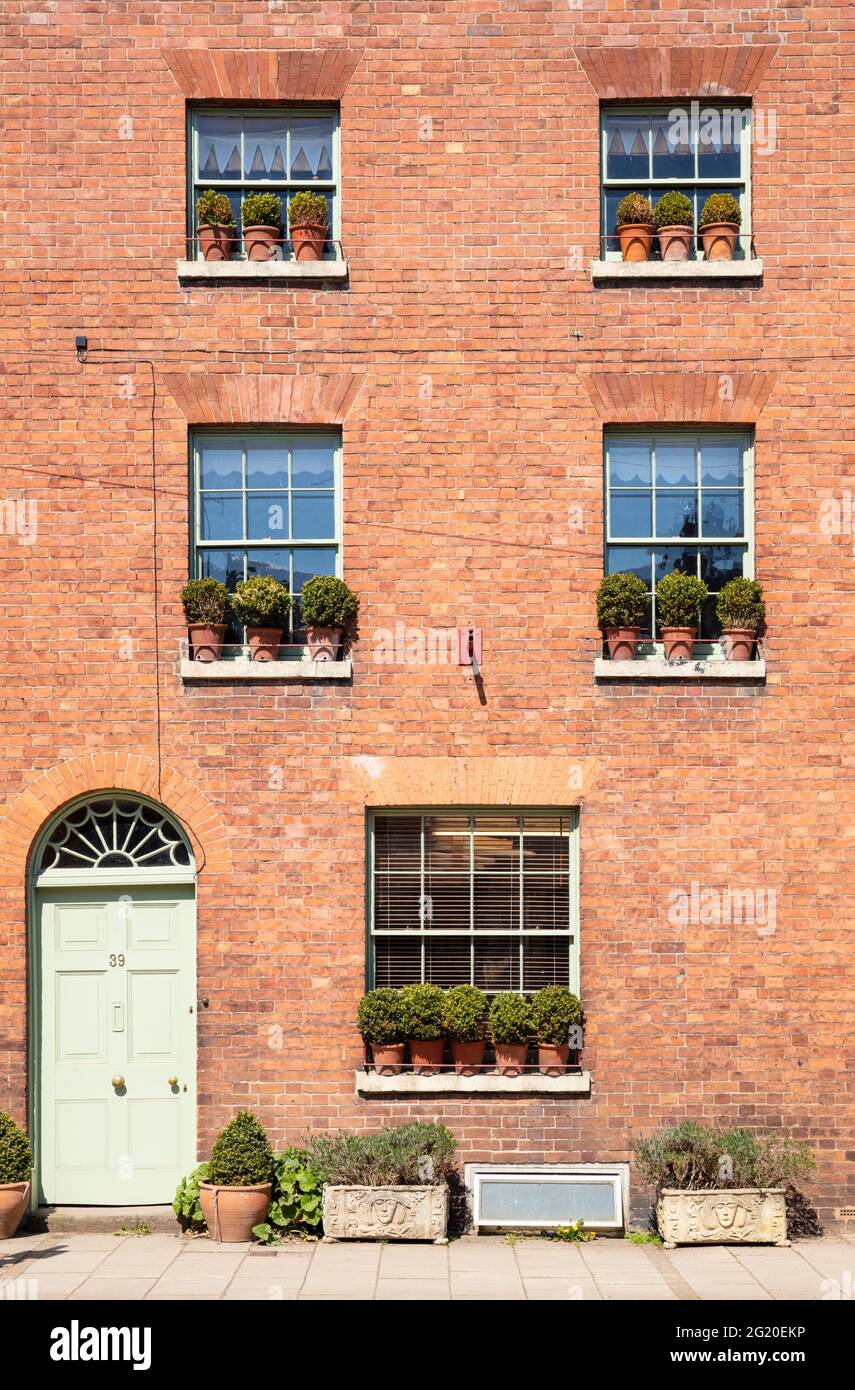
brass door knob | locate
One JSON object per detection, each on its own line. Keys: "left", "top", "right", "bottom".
{"left": 111, "top": 1075, "right": 125, "bottom": 1089}
{"left": 167, "top": 1076, "right": 178, "bottom": 1087}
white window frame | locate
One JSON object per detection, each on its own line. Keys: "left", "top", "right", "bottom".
{"left": 465, "top": 1163, "right": 629, "bottom": 1232}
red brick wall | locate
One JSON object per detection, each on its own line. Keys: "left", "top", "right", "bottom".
{"left": 0, "top": 2, "right": 852, "bottom": 1222}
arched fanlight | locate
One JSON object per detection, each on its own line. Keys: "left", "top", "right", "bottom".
{"left": 39, "top": 796, "right": 192, "bottom": 874}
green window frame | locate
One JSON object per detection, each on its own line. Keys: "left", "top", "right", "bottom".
{"left": 188, "top": 106, "right": 340, "bottom": 260}
{"left": 604, "top": 429, "right": 754, "bottom": 644}
{"left": 600, "top": 104, "right": 751, "bottom": 260}
{"left": 368, "top": 811, "right": 580, "bottom": 995}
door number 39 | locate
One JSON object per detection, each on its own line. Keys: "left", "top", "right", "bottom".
{"left": 109, "top": 954, "right": 126, "bottom": 967}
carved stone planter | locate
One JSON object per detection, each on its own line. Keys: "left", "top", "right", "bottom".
{"left": 657, "top": 1187, "right": 789, "bottom": 1249}
{"left": 323, "top": 1184, "right": 449, "bottom": 1243}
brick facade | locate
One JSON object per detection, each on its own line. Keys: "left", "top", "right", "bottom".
{"left": 1, "top": 2, "right": 852, "bottom": 1222}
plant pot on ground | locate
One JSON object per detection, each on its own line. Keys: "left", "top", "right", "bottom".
{"left": 596, "top": 571, "right": 649, "bottom": 660}
{"left": 699, "top": 193, "right": 742, "bottom": 261}
{"left": 0, "top": 1111, "right": 32, "bottom": 1239}
{"left": 716, "top": 577, "right": 765, "bottom": 660}
{"left": 300, "top": 575, "right": 359, "bottom": 661}
{"left": 181, "top": 577, "right": 230, "bottom": 662}
{"left": 195, "top": 189, "right": 236, "bottom": 261}
{"left": 615, "top": 192, "right": 654, "bottom": 262}
{"left": 358, "top": 988, "right": 406, "bottom": 1075}
{"left": 230, "top": 575, "right": 291, "bottom": 660}
{"left": 400, "top": 983, "right": 445, "bottom": 1074}
{"left": 488, "top": 992, "right": 533, "bottom": 1075}
{"left": 531, "top": 985, "right": 583, "bottom": 1075}
{"left": 241, "top": 192, "right": 283, "bottom": 261}
{"left": 442, "top": 984, "right": 487, "bottom": 1075}
{"left": 288, "top": 191, "right": 330, "bottom": 261}
{"left": 655, "top": 571, "right": 708, "bottom": 661}
{"left": 653, "top": 191, "right": 694, "bottom": 262}
{"left": 198, "top": 1110, "right": 273, "bottom": 1243}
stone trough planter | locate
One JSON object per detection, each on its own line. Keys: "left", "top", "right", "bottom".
{"left": 657, "top": 1187, "right": 789, "bottom": 1249}
{"left": 323, "top": 1184, "right": 449, "bottom": 1243}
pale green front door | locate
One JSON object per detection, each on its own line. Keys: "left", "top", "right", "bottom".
{"left": 37, "top": 885, "right": 196, "bottom": 1205}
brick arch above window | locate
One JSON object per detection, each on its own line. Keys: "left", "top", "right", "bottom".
{"left": 583, "top": 372, "right": 776, "bottom": 425}
{"left": 574, "top": 43, "right": 779, "bottom": 101}
{"left": 162, "top": 371, "right": 366, "bottom": 426}
{"left": 342, "top": 755, "right": 601, "bottom": 808}
{"left": 161, "top": 46, "right": 363, "bottom": 101}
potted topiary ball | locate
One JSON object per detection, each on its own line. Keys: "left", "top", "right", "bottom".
{"left": 716, "top": 577, "right": 765, "bottom": 660}
{"left": 699, "top": 192, "right": 742, "bottom": 261}
{"left": 241, "top": 192, "right": 283, "bottom": 262}
{"left": 300, "top": 575, "right": 359, "bottom": 662}
{"left": 0, "top": 1111, "right": 32, "bottom": 1239}
{"left": 195, "top": 189, "right": 236, "bottom": 262}
{"left": 442, "top": 984, "right": 488, "bottom": 1075}
{"left": 230, "top": 575, "right": 291, "bottom": 661}
{"left": 198, "top": 1110, "right": 273, "bottom": 1242}
{"left": 288, "top": 191, "right": 329, "bottom": 261}
{"left": 596, "top": 571, "right": 649, "bottom": 660}
{"left": 358, "top": 988, "right": 406, "bottom": 1075}
{"left": 615, "top": 192, "right": 654, "bottom": 262}
{"left": 655, "top": 571, "right": 709, "bottom": 661}
{"left": 488, "top": 992, "right": 533, "bottom": 1076}
{"left": 653, "top": 191, "right": 694, "bottom": 262}
{"left": 400, "top": 983, "right": 446, "bottom": 1074}
{"left": 181, "top": 577, "right": 230, "bottom": 662}
{"left": 531, "top": 985, "right": 583, "bottom": 1076}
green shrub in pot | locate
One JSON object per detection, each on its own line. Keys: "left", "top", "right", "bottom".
{"left": 655, "top": 570, "right": 708, "bottom": 661}
{"left": 180, "top": 577, "right": 231, "bottom": 661}
{"left": 443, "top": 983, "right": 488, "bottom": 1075}
{"left": 401, "top": 982, "right": 445, "bottom": 1074}
{"left": 488, "top": 991, "right": 533, "bottom": 1075}
{"left": 241, "top": 191, "right": 283, "bottom": 261}
{"left": 615, "top": 192, "right": 654, "bottom": 262}
{"left": 301, "top": 575, "right": 359, "bottom": 661}
{"left": 653, "top": 191, "right": 694, "bottom": 262}
{"left": 716, "top": 577, "right": 765, "bottom": 659}
{"left": 288, "top": 191, "right": 330, "bottom": 261}
{"left": 195, "top": 189, "right": 236, "bottom": 261}
{"left": 699, "top": 192, "right": 742, "bottom": 261}
{"left": 357, "top": 987, "right": 407, "bottom": 1073}
{"left": 0, "top": 1112, "right": 33, "bottom": 1240}
{"left": 531, "top": 986, "right": 583, "bottom": 1075}
{"left": 306, "top": 1121, "right": 456, "bottom": 1187}
{"left": 596, "top": 571, "right": 649, "bottom": 659}
{"left": 209, "top": 1110, "right": 274, "bottom": 1188}
{"left": 231, "top": 575, "right": 291, "bottom": 660}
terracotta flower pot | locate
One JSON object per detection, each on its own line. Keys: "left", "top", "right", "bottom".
{"left": 291, "top": 224, "right": 327, "bottom": 261}
{"left": 450, "top": 1040, "right": 486, "bottom": 1076}
{"left": 662, "top": 627, "right": 697, "bottom": 661}
{"left": 306, "top": 625, "right": 343, "bottom": 662}
{"left": 408, "top": 1038, "right": 445, "bottom": 1075}
{"left": 618, "top": 223, "right": 654, "bottom": 262}
{"left": 605, "top": 626, "right": 641, "bottom": 660}
{"left": 493, "top": 1043, "right": 529, "bottom": 1077}
{"left": 658, "top": 225, "right": 694, "bottom": 262}
{"left": 246, "top": 626, "right": 282, "bottom": 662}
{"left": 188, "top": 623, "right": 226, "bottom": 662}
{"left": 722, "top": 628, "right": 756, "bottom": 661}
{"left": 0, "top": 1181, "right": 30, "bottom": 1239}
{"left": 243, "top": 224, "right": 281, "bottom": 262}
{"left": 701, "top": 222, "right": 739, "bottom": 261}
{"left": 371, "top": 1042, "right": 406, "bottom": 1075}
{"left": 198, "top": 1181, "right": 272, "bottom": 1243}
{"left": 197, "top": 222, "right": 235, "bottom": 262}
{"left": 538, "top": 1042, "right": 570, "bottom": 1076}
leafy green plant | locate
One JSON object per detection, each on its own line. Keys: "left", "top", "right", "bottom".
{"left": 306, "top": 1122, "right": 456, "bottom": 1187}
{"left": 113, "top": 1223, "right": 150, "bottom": 1237}
{"left": 180, "top": 577, "right": 230, "bottom": 625}
{"left": 357, "top": 988, "right": 405, "bottom": 1045}
{"left": 716, "top": 577, "right": 765, "bottom": 632}
{"left": 172, "top": 1161, "right": 210, "bottom": 1231}
{"left": 699, "top": 192, "right": 742, "bottom": 227}
{"left": 209, "top": 1111, "right": 273, "bottom": 1188}
{"left": 195, "top": 189, "right": 235, "bottom": 227}
{"left": 616, "top": 192, "right": 653, "bottom": 227}
{"left": 230, "top": 575, "right": 291, "bottom": 629}
{"left": 635, "top": 1121, "right": 815, "bottom": 1192}
{"left": 300, "top": 575, "right": 359, "bottom": 630}
{"left": 288, "top": 191, "right": 329, "bottom": 229}
{"left": 442, "top": 984, "right": 487, "bottom": 1043}
{"left": 531, "top": 985, "right": 583, "bottom": 1045}
{"left": 400, "top": 983, "right": 444, "bottom": 1040}
{"left": 626, "top": 1230, "right": 663, "bottom": 1245}
{"left": 553, "top": 1219, "right": 595, "bottom": 1243}
{"left": 655, "top": 570, "right": 708, "bottom": 630}
{"left": 488, "top": 992, "right": 533, "bottom": 1045}
{"left": 252, "top": 1148, "right": 323, "bottom": 1243}
{"left": 653, "top": 191, "right": 693, "bottom": 229}
{"left": 241, "top": 192, "right": 283, "bottom": 228}
{"left": 0, "top": 1111, "right": 32, "bottom": 1184}
{"left": 596, "top": 572, "right": 648, "bottom": 629}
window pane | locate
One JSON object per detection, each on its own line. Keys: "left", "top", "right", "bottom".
{"left": 292, "top": 440, "right": 336, "bottom": 487}
{"left": 655, "top": 492, "right": 698, "bottom": 538}
{"left": 611, "top": 492, "right": 652, "bottom": 538}
{"left": 425, "top": 937, "right": 472, "bottom": 989}
{"left": 700, "top": 545, "right": 746, "bottom": 589}
{"left": 289, "top": 115, "right": 335, "bottom": 180}
{"left": 292, "top": 492, "right": 335, "bottom": 539}
{"left": 242, "top": 117, "right": 287, "bottom": 180}
{"left": 374, "top": 877, "right": 422, "bottom": 930}
{"left": 655, "top": 547, "right": 698, "bottom": 581}
{"left": 427, "top": 877, "right": 471, "bottom": 930}
{"left": 606, "top": 546, "right": 653, "bottom": 586}
{"left": 655, "top": 441, "right": 696, "bottom": 488}
{"left": 697, "top": 111, "right": 742, "bottom": 179}
{"left": 702, "top": 492, "right": 743, "bottom": 537}
{"left": 699, "top": 593, "right": 721, "bottom": 641}
{"left": 523, "top": 936, "right": 571, "bottom": 991}
{"left": 523, "top": 877, "right": 570, "bottom": 931}
{"left": 424, "top": 815, "right": 470, "bottom": 872}
{"left": 701, "top": 440, "right": 743, "bottom": 487}
{"left": 651, "top": 112, "right": 694, "bottom": 179}
{"left": 473, "top": 819, "right": 519, "bottom": 872}
{"left": 374, "top": 816, "right": 421, "bottom": 873}
{"left": 196, "top": 115, "right": 241, "bottom": 180}
{"left": 522, "top": 819, "right": 569, "bottom": 874}
{"left": 201, "top": 494, "right": 242, "bottom": 540}
{"left": 293, "top": 547, "right": 336, "bottom": 594}
{"left": 200, "top": 549, "right": 245, "bottom": 591}
{"left": 474, "top": 876, "right": 517, "bottom": 931}
{"left": 199, "top": 442, "right": 242, "bottom": 490}
{"left": 609, "top": 440, "right": 651, "bottom": 487}
{"left": 246, "top": 547, "right": 291, "bottom": 585}
{"left": 373, "top": 935, "right": 421, "bottom": 989}
{"left": 604, "top": 114, "right": 649, "bottom": 179}
{"left": 246, "top": 443, "right": 288, "bottom": 490}
{"left": 247, "top": 494, "right": 289, "bottom": 540}
{"left": 474, "top": 937, "right": 520, "bottom": 994}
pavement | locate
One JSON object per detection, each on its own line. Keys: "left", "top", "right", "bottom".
{"left": 1, "top": 1231, "right": 853, "bottom": 1301}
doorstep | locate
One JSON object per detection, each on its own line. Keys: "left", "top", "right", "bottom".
{"left": 177, "top": 259, "right": 348, "bottom": 284}
{"left": 181, "top": 657, "right": 352, "bottom": 682}
{"left": 590, "top": 258, "right": 763, "bottom": 283}
{"left": 28, "top": 1205, "right": 178, "bottom": 1235}
{"left": 594, "top": 657, "right": 765, "bottom": 682}
{"left": 355, "top": 1070, "right": 592, "bottom": 1096}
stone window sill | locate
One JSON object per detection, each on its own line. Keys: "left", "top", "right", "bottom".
{"left": 177, "top": 259, "right": 349, "bottom": 284}
{"left": 590, "top": 258, "right": 763, "bottom": 283}
{"left": 181, "top": 657, "right": 352, "bottom": 682}
{"left": 355, "top": 1069, "right": 592, "bottom": 1096}
{"left": 595, "top": 657, "right": 765, "bottom": 682}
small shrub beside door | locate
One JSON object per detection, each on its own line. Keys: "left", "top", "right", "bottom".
{"left": 0, "top": 1111, "right": 32, "bottom": 1239}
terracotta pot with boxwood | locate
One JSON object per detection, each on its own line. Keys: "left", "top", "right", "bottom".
{"left": 653, "top": 191, "right": 694, "bottom": 262}
{"left": 699, "top": 193, "right": 742, "bottom": 262}
{"left": 195, "top": 189, "right": 236, "bottom": 262}
{"left": 401, "top": 983, "right": 446, "bottom": 1074}
{"left": 198, "top": 1111, "right": 274, "bottom": 1243}
{"left": 716, "top": 577, "right": 765, "bottom": 660}
{"left": 241, "top": 192, "right": 283, "bottom": 262}
{"left": 656, "top": 571, "right": 708, "bottom": 662}
{"left": 615, "top": 192, "right": 654, "bottom": 262}
{"left": 288, "top": 191, "right": 330, "bottom": 261}
{"left": 230, "top": 576, "right": 291, "bottom": 661}
{"left": 0, "top": 1111, "right": 32, "bottom": 1240}
{"left": 181, "top": 577, "right": 230, "bottom": 662}
{"left": 531, "top": 985, "right": 583, "bottom": 1076}
{"left": 442, "top": 984, "right": 488, "bottom": 1075}
{"left": 488, "top": 992, "right": 533, "bottom": 1076}
{"left": 301, "top": 575, "right": 359, "bottom": 662}
{"left": 596, "top": 571, "right": 648, "bottom": 660}
{"left": 358, "top": 988, "right": 407, "bottom": 1075}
